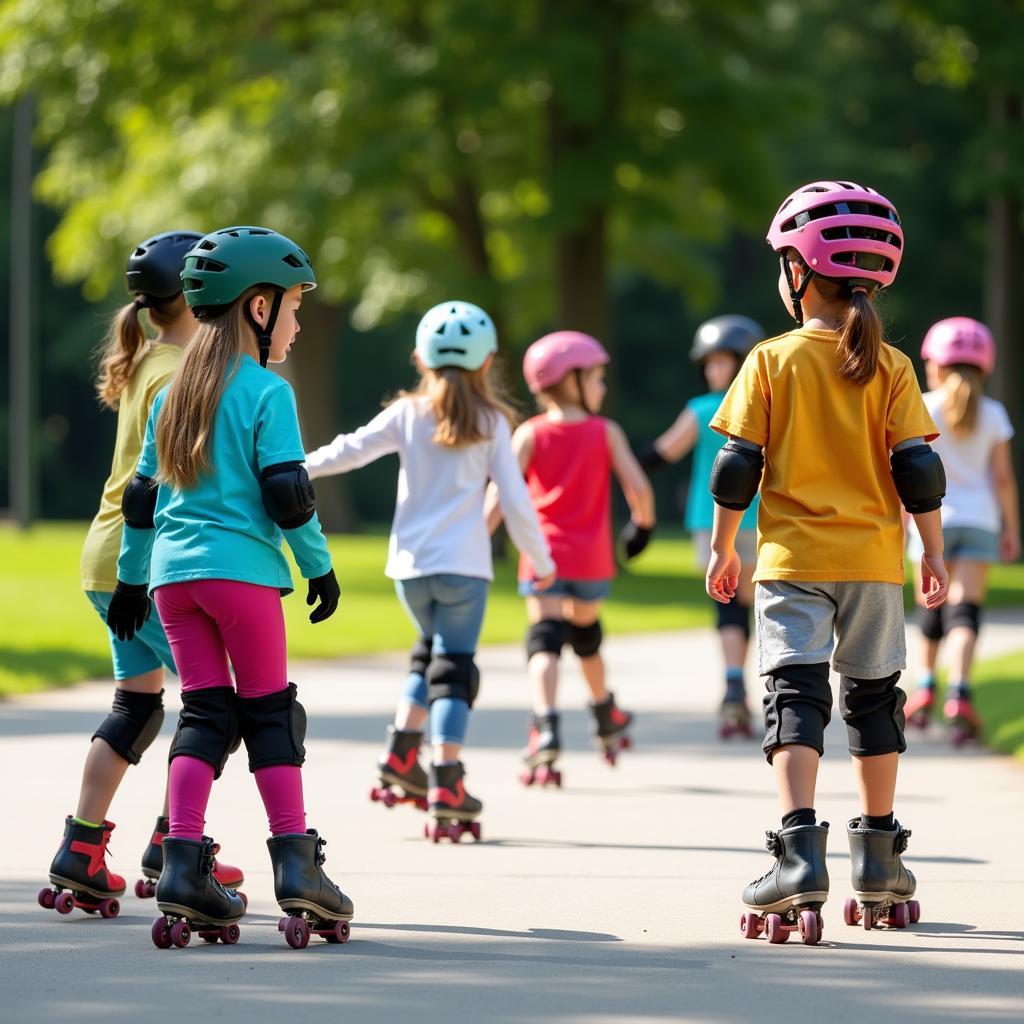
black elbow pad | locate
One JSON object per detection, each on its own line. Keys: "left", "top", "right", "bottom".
{"left": 260, "top": 461, "right": 316, "bottom": 529}
{"left": 710, "top": 440, "right": 764, "bottom": 511}
{"left": 122, "top": 473, "right": 158, "bottom": 529}
{"left": 891, "top": 444, "right": 945, "bottom": 514}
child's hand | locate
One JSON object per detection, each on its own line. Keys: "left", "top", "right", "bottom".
{"left": 1000, "top": 527, "right": 1021, "bottom": 563}
{"left": 706, "top": 548, "right": 740, "bottom": 604}
{"left": 533, "top": 571, "right": 557, "bottom": 592}
{"left": 919, "top": 553, "right": 948, "bottom": 610}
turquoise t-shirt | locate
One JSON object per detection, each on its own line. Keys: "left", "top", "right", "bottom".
{"left": 685, "top": 390, "right": 759, "bottom": 533}
{"left": 118, "top": 355, "right": 332, "bottom": 593}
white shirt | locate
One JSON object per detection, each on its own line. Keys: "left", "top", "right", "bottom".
{"left": 305, "top": 397, "right": 555, "bottom": 581}
{"left": 924, "top": 390, "right": 1014, "bottom": 532}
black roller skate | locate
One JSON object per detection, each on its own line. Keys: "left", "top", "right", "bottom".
{"left": 843, "top": 818, "right": 920, "bottom": 930}
{"left": 425, "top": 761, "right": 482, "bottom": 843}
{"left": 589, "top": 692, "right": 633, "bottom": 766}
{"left": 151, "top": 836, "right": 245, "bottom": 949}
{"left": 520, "top": 712, "right": 562, "bottom": 787}
{"left": 39, "top": 816, "right": 125, "bottom": 919}
{"left": 369, "top": 727, "right": 428, "bottom": 811}
{"left": 136, "top": 815, "right": 245, "bottom": 901}
{"left": 719, "top": 676, "right": 754, "bottom": 740}
{"left": 268, "top": 829, "right": 354, "bottom": 949}
{"left": 740, "top": 823, "right": 829, "bottom": 945}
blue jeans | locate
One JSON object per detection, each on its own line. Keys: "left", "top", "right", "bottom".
{"left": 394, "top": 575, "right": 489, "bottom": 746}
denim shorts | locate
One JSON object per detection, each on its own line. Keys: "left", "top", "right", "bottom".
{"left": 517, "top": 578, "right": 612, "bottom": 601}
{"left": 86, "top": 590, "right": 178, "bottom": 681}
{"left": 907, "top": 525, "right": 999, "bottom": 564}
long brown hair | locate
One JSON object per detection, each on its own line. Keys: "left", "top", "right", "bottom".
{"left": 398, "top": 361, "right": 517, "bottom": 447}
{"left": 811, "top": 270, "right": 885, "bottom": 386}
{"left": 94, "top": 298, "right": 178, "bottom": 408}
{"left": 155, "top": 286, "right": 267, "bottom": 489}
{"left": 940, "top": 363, "right": 983, "bottom": 437}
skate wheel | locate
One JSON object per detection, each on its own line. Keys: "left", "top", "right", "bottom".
{"left": 519, "top": 770, "right": 535, "bottom": 787}
{"left": 862, "top": 906, "right": 874, "bottom": 931}
{"left": 221, "top": 924, "right": 240, "bottom": 945}
{"left": 414, "top": 797, "right": 429, "bottom": 812}
{"left": 718, "top": 723, "right": 733, "bottom": 740}
{"left": 428, "top": 823, "right": 441, "bottom": 844}
{"left": 37, "top": 887, "right": 56, "bottom": 910}
{"left": 369, "top": 787, "right": 381, "bottom": 804}
{"left": 134, "top": 878, "right": 151, "bottom": 900}
{"left": 55, "top": 891, "right": 75, "bottom": 915}
{"left": 151, "top": 917, "right": 173, "bottom": 949}
{"left": 284, "top": 915, "right": 310, "bottom": 950}
{"left": 765, "top": 914, "right": 788, "bottom": 944}
{"left": 382, "top": 790, "right": 397, "bottom": 808}
{"left": 739, "top": 912, "right": 761, "bottom": 940}
{"left": 907, "top": 900, "right": 921, "bottom": 925}
{"left": 843, "top": 897, "right": 859, "bottom": 926}
{"left": 798, "top": 909, "right": 820, "bottom": 946}
{"left": 470, "top": 821, "right": 482, "bottom": 842}
{"left": 99, "top": 898, "right": 120, "bottom": 919}
{"left": 170, "top": 920, "right": 191, "bottom": 948}
{"left": 603, "top": 750, "right": 617, "bottom": 767}
{"left": 278, "top": 917, "right": 287, "bottom": 932}
{"left": 891, "top": 902, "right": 910, "bottom": 929}
{"left": 324, "top": 920, "right": 350, "bottom": 944}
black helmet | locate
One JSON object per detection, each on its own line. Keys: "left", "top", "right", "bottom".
{"left": 689, "top": 315, "right": 764, "bottom": 363}
{"left": 125, "top": 230, "right": 204, "bottom": 303}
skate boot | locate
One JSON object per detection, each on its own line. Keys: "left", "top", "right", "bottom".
{"left": 719, "top": 676, "right": 754, "bottom": 740}
{"left": 136, "top": 815, "right": 245, "bottom": 901}
{"left": 905, "top": 685, "right": 935, "bottom": 730}
{"left": 425, "top": 761, "right": 483, "bottom": 843}
{"left": 589, "top": 692, "right": 633, "bottom": 765}
{"left": 268, "top": 829, "right": 354, "bottom": 949}
{"left": 843, "top": 818, "right": 920, "bottom": 930}
{"left": 370, "top": 727, "right": 428, "bottom": 810}
{"left": 944, "top": 692, "right": 981, "bottom": 747}
{"left": 740, "top": 823, "right": 829, "bottom": 945}
{"left": 151, "top": 836, "right": 245, "bottom": 949}
{"left": 39, "top": 816, "right": 126, "bottom": 919}
{"left": 520, "top": 712, "right": 562, "bottom": 787}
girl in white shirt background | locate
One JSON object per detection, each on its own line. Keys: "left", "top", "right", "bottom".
{"left": 905, "top": 317, "right": 1021, "bottom": 743}
{"left": 306, "top": 302, "right": 555, "bottom": 840}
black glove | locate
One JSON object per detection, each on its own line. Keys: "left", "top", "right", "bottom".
{"left": 620, "top": 521, "right": 654, "bottom": 561}
{"left": 636, "top": 439, "right": 669, "bottom": 472}
{"left": 306, "top": 569, "right": 340, "bottom": 623}
{"left": 106, "top": 582, "right": 152, "bottom": 642}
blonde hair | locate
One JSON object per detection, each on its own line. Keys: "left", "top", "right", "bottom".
{"left": 398, "top": 362, "right": 516, "bottom": 447}
{"left": 155, "top": 286, "right": 267, "bottom": 489}
{"left": 940, "top": 363, "right": 983, "bottom": 437}
{"left": 94, "top": 299, "right": 178, "bottom": 409}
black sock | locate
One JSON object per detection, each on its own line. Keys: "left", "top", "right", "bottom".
{"left": 781, "top": 807, "right": 816, "bottom": 829}
{"left": 862, "top": 812, "right": 895, "bottom": 831}
{"left": 950, "top": 681, "right": 971, "bottom": 699}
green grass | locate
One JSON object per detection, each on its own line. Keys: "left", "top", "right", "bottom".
{"left": 970, "top": 650, "right": 1024, "bottom": 761}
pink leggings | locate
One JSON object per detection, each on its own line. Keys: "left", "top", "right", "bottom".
{"left": 155, "top": 580, "right": 306, "bottom": 839}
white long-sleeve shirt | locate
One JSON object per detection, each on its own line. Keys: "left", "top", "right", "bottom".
{"left": 306, "top": 397, "right": 555, "bottom": 582}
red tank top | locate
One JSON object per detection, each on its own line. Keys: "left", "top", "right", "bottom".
{"left": 518, "top": 415, "right": 615, "bottom": 582}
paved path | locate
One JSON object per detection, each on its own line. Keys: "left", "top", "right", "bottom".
{"left": 2, "top": 612, "right": 1023, "bottom": 1022}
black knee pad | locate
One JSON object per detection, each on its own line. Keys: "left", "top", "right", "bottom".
{"left": 93, "top": 688, "right": 165, "bottom": 766}
{"left": 409, "top": 635, "right": 432, "bottom": 677}
{"left": 947, "top": 601, "right": 981, "bottom": 635}
{"left": 839, "top": 671, "right": 907, "bottom": 757}
{"left": 919, "top": 605, "right": 945, "bottom": 641}
{"left": 716, "top": 599, "right": 751, "bottom": 639}
{"left": 426, "top": 653, "right": 480, "bottom": 709}
{"left": 169, "top": 686, "right": 239, "bottom": 779}
{"left": 237, "top": 682, "right": 307, "bottom": 772}
{"left": 762, "top": 662, "right": 832, "bottom": 762}
{"left": 527, "top": 619, "right": 566, "bottom": 660}
{"left": 567, "top": 620, "right": 603, "bottom": 658}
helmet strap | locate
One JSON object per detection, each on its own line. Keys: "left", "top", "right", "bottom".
{"left": 574, "top": 368, "right": 592, "bottom": 415}
{"left": 780, "top": 254, "right": 813, "bottom": 327}
{"left": 244, "top": 288, "right": 284, "bottom": 368}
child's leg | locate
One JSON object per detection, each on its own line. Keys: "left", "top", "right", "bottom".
{"left": 525, "top": 594, "right": 566, "bottom": 713}
{"left": 944, "top": 559, "right": 988, "bottom": 693}
{"left": 564, "top": 598, "right": 607, "bottom": 703}
{"left": 394, "top": 581, "right": 436, "bottom": 733}
{"left": 719, "top": 534, "right": 756, "bottom": 698}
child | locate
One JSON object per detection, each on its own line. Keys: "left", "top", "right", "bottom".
{"left": 40, "top": 231, "right": 244, "bottom": 921}
{"left": 707, "top": 181, "right": 948, "bottom": 945}
{"left": 639, "top": 315, "right": 764, "bottom": 738}
{"left": 305, "top": 301, "right": 555, "bottom": 841}
{"left": 493, "top": 331, "right": 655, "bottom": 786}
{"left": 107, "top": 226, "right": 352, "bottom": 949}
{"left": 905, "top": 317, "right": 1020, "bottom": 743}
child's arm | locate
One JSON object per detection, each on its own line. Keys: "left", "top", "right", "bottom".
{"left": 912, "top": 509, "right": 948, "bottom": 609}
{"left": 706, "top": 504, "right": 744, "bottom": 604}
{"left": 305, "top": 402, "right": 403, "bottom": 481}
{"left": 485, "top": 421, "right": 534, "bottom": 535}
{"left": 991, "top": 440, "right": 1021, "bottom": 562}
{"left": 607, "top": 421, "right": 656, "bottom": 559}
{"left": 639, "top": 408, "right": 699, "bottom": 469}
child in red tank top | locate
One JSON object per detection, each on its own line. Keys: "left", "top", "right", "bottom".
{"left": 487, "top": 331, "right": 655, "bottom": 785}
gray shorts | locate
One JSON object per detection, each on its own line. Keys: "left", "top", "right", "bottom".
{"left": 756, "top": 581, "right": 906, "bottom": 679}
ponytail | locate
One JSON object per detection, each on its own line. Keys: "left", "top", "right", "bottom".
{"left": 811, "top": 275, "right": 884, "bottom": 386}
{"left": 940, "top": 363, "right": 982, "bottom": 437}
{"left": 95, "top": 298, "right": 148, "bottom": 408}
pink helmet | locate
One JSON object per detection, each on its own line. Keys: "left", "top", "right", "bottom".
{"left": 921, "top": 317, "right": 996, "bottom": 375}
{"left": 767, "top": 180, "right": 904, "bottom": 289}
{"left": 523, "top": 331, "right": 609, "bottom": 393}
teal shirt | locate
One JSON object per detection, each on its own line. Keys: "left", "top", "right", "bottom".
{"left": 118, "top": 355, "right": 332, "bottom": 593}
{"left": 685, "top": 390, "right": 759, "bottom": 533}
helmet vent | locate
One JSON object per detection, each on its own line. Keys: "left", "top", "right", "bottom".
{"left": 821, "top": 225, "right": 902, "bottom": 249}
{"left": 437, "top": 347, "right": 467, "bottom": 356}
{"left": 459, "top": 323, "right": 471, "bottom": 336}
{"left": 197, "top": 239, "right": 217, "bottom": 251}
{"left": 192, "top": 257, "right": 226, "bottom": 273}
{"left": 282, "top": 253, "right": 304, "bottom": 268}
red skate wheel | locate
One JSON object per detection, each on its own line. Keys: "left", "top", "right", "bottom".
{"left": 862, "top": 906, "right": 874, "bottom": 931}
{"left": 284, "top": 915, "right": 310, "bottom": 949}
{"left": 798, "top": 909, "right": 820, "bottom": 946}
{"left": 739, "top": 912, "right": 761, "bottom": 940}
{"left": 278, "top": 917, "right": 287, "bottom": 932}
{"left": 470, "top": 822, "right": 482, "bottom": 842}
{"left": 891, "top": 902, "right": 910, "bottom": 929}
{"left": 170, "top": 921, "right": 191, "bottom": 948}
{"left": 765, "top": 914, "right": 788, "bottom": 944}
{"left": 843, "top": 897, "right": 859, "bottom": 926}
{"left": 620, "top": 736, "right": 633, "bottom": 750}
{"left": 37, "top": 887, "right": 56, "bottom": 910}
{"left": 55, "top": 891, "right": 75, "bottom": 915}
{"left": 369, "top": 787, "right": 381, "bottom": 803}
{"left": 415, "top": 797, "right": 428, "bottom": 811}
{"left": 428, "top": 824, "right": 441, "bottom": 844}
{"left": 519, "top": 770, "right": 535, "bottom": 787}
{"left": 451, "top": 824, "right": 464, "bottom": 843}
{"left": 221, "top": 924, "right": 240, "bottom": 945}
{"left": 324, "top": 920, "right": 350, "bottom": 944}
{"left": 134, "top": 879, "right": 151, "bottom": 900}
{"left": 99, "top": 898, "right": 120, "bottom": 919}
{"left": 151, "top": 917, "right": 173, "bottom": 949}
{"left": 907, "top": 900, "right": 921, "bottom": 925}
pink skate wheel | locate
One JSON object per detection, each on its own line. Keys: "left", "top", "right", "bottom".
{"left": 170, "top": 920, "right": 191, "bottom": 948}
{"left": 843, "top": 897, "right": 859, "bottom": 926}
{"left": 891, "top": 902, "right": 910, "bottom": 929}
{"left": 798, "top": 909, "right": 820, "bottom": 946}
{"left": 324, "top": 920, "right": 350, "bottom": 944}
{"left": 470, "top": 822, "right": 482, "bottom": 842}
{"left": 99, "top": 898, "right": 120, "bottom": 919}
{"left": 37, "top": 887, "right": 56, "bottom": 910}
{"left": 862, "top": 906, "right": 874, "bottom": 931}
{"left": 284, "top": 915, "right": 310, "bottom": 949}
{"left": 765, "top": 914, "right": 788, "bottom": 944}
{"left": 519, "top": 769, "right": 535, "bottom": 787}
{"left": 908, "top": 900, "right": 921, "bottom": 925}
{"left": 382, "top": 790, "right": 397, "bottom": 808}
{"left": 134, "top": 879, "right": 150, "bottom": 900}
{"left": 221, "top": 924, "right": 240, "bottom": 945}
{"left": 428, "top": 823, "right": 441, "bottom": 844}
{"left": 368, "top": 787, "right": 381, "bottom": 803}
{"left": 739, "top": 912, "right": 761, "bottom": 939}
{"left": 278, "top": 917, "right": 287, "bottom": 932}
{"left": 151, "top": 917, "right": 173, "bottom": 949}
{"left": 55, "top": 891, "right": 75, "bottom": 915}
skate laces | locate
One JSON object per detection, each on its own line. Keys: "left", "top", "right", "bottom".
{"left": 315, "top": 834, "right": 327, "bottom": 867}
{"left": 199, "top": 837, "right": 218, "bottom": 875}
{"left": 749, "top": 831, "right": 784, "bottom": 885}
{"left": 895, "top": 827, "right": 911, "bottom": 854}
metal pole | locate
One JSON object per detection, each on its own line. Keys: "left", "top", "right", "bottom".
{"left": 9, "top": 95, "right": 35, "bottom": 528}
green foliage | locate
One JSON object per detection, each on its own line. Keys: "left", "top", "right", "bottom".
{"left": 971, "top": 648, "right": 1024, "bottom": 761}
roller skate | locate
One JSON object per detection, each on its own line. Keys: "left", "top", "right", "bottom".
{"left": 904, "top": 685, "right": 935, "bottom": 730}
{"left": 739, "top": 823, "right": 829, "bottom": 946}
{"left": 843, "top": 818, "right": 920, "bottom": 930}
{"left": 135, "top": 815, "right": 245, "bottom": 901}
{"left": 268, "top": 829, "right": 354, "bottom": 949}
{"left": 590, "top": 692, "right": 633, "bottom": 766}
{"left": 719, "top": 676, "right": 754, "bottom": 740}
{"left": 39, "top": 816, "right": 125, "bottom": 919}
{"left": 425, "top": 761, "right": 482, "bottom": 843}
{"left": 944, "top": 692, "right": 981, "bottom": 747}
{"left": 520, "top": 712, "right": 562, "bottom": 787}
{"left": 151, "top": 835, "right": 245, "bottom": 949}
{"left": 369, "top": 727, "right": 429, "bottom": 811}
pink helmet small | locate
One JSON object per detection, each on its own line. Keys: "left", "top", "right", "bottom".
{"left": 921, "top": 317, "right": 995, "bottom": 375}
{"left": 767, "top": 180, "right": 904, "bottom": 289}
{"left": 523, "top": 331, "right": 609, "bottom": 394}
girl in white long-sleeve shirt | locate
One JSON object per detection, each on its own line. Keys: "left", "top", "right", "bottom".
{"left": 306, "top": 301, "right": 554, "bottom": 838}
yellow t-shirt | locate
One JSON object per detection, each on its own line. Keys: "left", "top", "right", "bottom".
{"left": 80, "top": 343, "right": 183, "bottom": 591}
{"left": 711, "top": 328, "right": 938, "bottom": 584}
